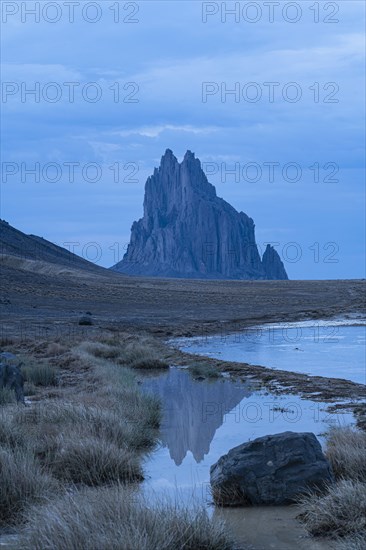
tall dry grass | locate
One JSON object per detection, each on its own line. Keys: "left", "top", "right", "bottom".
{"left": 17, "top": 485, "right": 234, "bottom": 550}
{"left": 298, "top": 426, "right": 366, "bottom": 545}
{"left": 326, "top": 426, "right": 366, "bottom": 481}
{"left": 0, "top": 446, "right": 57, "bottom": 525}
{"left": 0, "top": 336, "right": 162, "bottom": 526}
{"left": 297, "top": 479, "right": 366, "bottom": 538}
{"left": 83, "top": 338, "right": 169, "bottom": 370}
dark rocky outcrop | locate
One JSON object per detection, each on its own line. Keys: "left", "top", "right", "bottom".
{"left": 262, "top": 244, "right": 288, "bottom": 280}
{"left": 113, "top": 150, "right": 288, "bottom": 280}
{"left": 210, "top": 431, "right": 333, "bottom": 506}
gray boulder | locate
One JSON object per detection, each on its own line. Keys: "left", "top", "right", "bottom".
{"left": 0, "top": 354, "right": 25, "bottom": 404}
{"left": 210, "top": 431, "right": 333, "bottom": 506}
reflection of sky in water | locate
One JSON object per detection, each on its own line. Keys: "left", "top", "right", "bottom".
{"left": 141, "top": 368, "right": 355, "bottom": 507}
{"left": 176, "top": 322, "right": 366, "bottom": 385}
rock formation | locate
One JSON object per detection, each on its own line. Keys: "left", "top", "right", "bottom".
{"left": 262, "top": 244, "right": 288, "bottom": 280}
{"left": 210, "top": 431, "right": 334, "bottom": 506}
{"left": 112, "top": 150, "right": 288, "bottom": 280}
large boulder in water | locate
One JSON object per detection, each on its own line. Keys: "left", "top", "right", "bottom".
{"left": 210, "top": 431, "right": 333, "bottom": 506}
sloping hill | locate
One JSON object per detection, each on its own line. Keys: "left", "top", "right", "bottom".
{"left": 0, "top": 219, "right": 105, "bottom": 274}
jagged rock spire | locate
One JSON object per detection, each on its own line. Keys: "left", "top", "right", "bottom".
{"left": 112, "top": 150, "right": 288, "bottom": 280}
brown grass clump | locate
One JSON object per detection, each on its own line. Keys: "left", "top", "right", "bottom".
{"left": 17, "top": 485, "right": 234, "bottom": 550}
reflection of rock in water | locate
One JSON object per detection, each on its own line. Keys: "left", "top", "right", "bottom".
{"left": 142, "top": 369, "right": 251, "bottom": 466}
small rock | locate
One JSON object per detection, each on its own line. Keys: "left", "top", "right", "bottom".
{"left": 78, "top": 316, "right": 93, "bottom": 326}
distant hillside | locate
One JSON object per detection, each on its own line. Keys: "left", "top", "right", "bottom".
{"left": 0, "top": 219, "right": 105, "bottom": 274}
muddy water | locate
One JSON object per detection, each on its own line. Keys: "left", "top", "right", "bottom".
{"left": 141, "top": 368, "right": 354, "bottom": 550}
{"left": 175, "top": 320, "right": 366, "bottom": 384}
{"left": 214, "top": 506, "right": 331, "bottom": 550}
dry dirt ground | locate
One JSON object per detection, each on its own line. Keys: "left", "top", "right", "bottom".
{"left": 1, "top": 261, "right": 365, "bottom": 424}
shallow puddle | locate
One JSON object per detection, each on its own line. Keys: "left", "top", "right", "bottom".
{"left": 140, "top": 367, "right": 353, "bottom": 548}
{"left": 174, "top": 319, "right": 366, "bottom": 384}
{"left": 214, "top": 506, "right": 332, "bottom": 550}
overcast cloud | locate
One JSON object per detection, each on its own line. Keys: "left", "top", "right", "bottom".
{"left": 1, "top": 1, "right": 365, "bottom": 278}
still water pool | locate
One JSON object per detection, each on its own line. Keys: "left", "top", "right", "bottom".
{"left": 141, "top": 368, "right": 354, "bottom": 508}
{"left": 175, "top": 320, "right": 366, "bottom": 384}
{"left": 140, "top": 321, "right": 364, "bottom": 549}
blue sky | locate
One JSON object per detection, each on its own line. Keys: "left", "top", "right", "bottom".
{"left": 1, "top": 0, "right": 365, "bottom": 279}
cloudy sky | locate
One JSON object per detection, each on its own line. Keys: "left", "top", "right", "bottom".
{"left": 1, "top": 0, "right": 365, "bottom": 279}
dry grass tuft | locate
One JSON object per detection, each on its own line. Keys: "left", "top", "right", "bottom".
{"left": 297, "top": 479, "right": 366, "bottom": 538}
{"left": 298, "top": 427, "right": 366, "bottom": 545}
{"left": 0, "top": 336, "right": 163, "bottom": 529}
{"left": 0, "top": 387, "right": 16, "bottom": 405}
{"left": 48, "top": 434, "right": 143, "bottom": 485}
{"left": 0, "top": 410, "right": 27, "bottom": 449}
{"left": 0, "top": 446, "right": 57, "bottom": 526}
{"left": 17, "top": 485, "right": 234, "bottom": 550}
{"left": 22, "top": 363, "right": 58, "bottom": 387}
{"left": 326, "top": 426, "right": 366, "bottom": 481}
{"left": 118, "top": 341, "right": 169, "bottom": 370}
{"left": 210, "top": 484, "right": 250, "bottom": 507}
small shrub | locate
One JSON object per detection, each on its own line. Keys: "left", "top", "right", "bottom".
{"left": 22, "top": 364, "right": 58, "bottom": 387}
{"left": 18, "top": 485, "right": 234, "bottom": 550}
{"left": 0, "top": 447, "right": 57, "bottom": 525}
{"left": 297, "top": 480, "right": 366, "bottom": 538}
